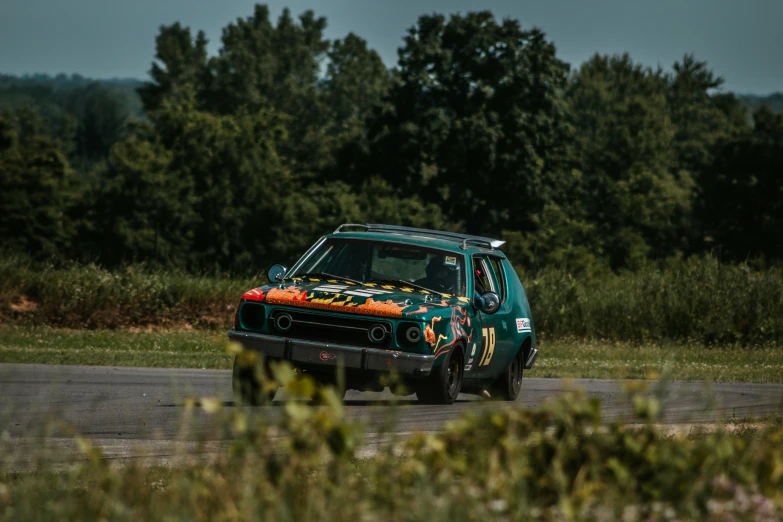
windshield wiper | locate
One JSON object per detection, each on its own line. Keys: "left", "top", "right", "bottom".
{"left": 368, "top": 279, "right": 440, "bottom": 294}
{"left": 287, "top": 272, "right": 363, "bottom": 285}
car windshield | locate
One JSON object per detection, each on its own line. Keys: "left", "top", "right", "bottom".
{"left": 288, "top": 238, "right": 467, "bottom": 297}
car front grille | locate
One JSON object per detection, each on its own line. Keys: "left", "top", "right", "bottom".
{"left": 268, "top": 309, "right": 393, "bottom": 348}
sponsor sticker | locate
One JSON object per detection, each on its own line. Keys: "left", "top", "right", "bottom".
{"left": 344, "top": 288, "right": 391, "bottom": 297}
{"left": 319, "top": 351, "right": 337, "bottom": 361}
{"left": 315, "top": 284, "right": 392, "bottom": 298}
{"left": 444, "top": 256, "right": 457, "bottom": 266}
{"left": 467, "top": 358, "right": 474, "bottom": 364}
{"left": 315, "top": 284, "right": 349, "bottom": 292}
{"left": 516, "top": 318, "right": 531, "bottom": 333}
{"left": 464, "top": 364, "right": 472, "bottom": 371}
{"left": 470, "top": 343, "right": 477, "bottom": 356}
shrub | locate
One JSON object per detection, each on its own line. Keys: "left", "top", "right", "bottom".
{"left": 0, "top": 255, "right": 256, "bottom": 329}
{"left": 525, "top": 255, "right": 783, "bottom": 345}
{"left": 2, "top": 254, "right": 783, "bottom": 345}
{"left": 2, "top": 372, "right": 782, "bottom": 521}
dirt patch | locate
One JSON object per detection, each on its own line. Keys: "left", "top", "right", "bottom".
{"left": 10, "top": 295, "right": 37, "bottom": 314}
{"left": 127, "top": 322, "right": 196, "bottom": 333}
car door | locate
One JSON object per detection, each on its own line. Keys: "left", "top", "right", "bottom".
{"left": 470, "top": 255, "right": 515, "bottom": 378}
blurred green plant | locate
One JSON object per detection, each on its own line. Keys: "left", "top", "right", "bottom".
{"left": 2, "top": 365, "right": 782, "bottom": 521}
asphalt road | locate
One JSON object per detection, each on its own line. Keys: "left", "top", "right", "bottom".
{"left": 3, "top": 363, "right": 783, "bottom": 439}
{"left": 1, "top": 363, "right": 782, "bottom": 467}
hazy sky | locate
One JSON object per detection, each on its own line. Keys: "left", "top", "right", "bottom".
{"left": 0, "top": 0, "right": 780, "bottom": 94}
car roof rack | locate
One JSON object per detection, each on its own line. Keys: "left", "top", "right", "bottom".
{"left": 332, "top": 223, "right": 505, "bottom": 250}
{"left": 333, "top": 224, "right": 370, "bottom": 233}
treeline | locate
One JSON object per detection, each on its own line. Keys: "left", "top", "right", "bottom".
{"left": 1, "top": 5, "right": 782, "bottom": 275}
{"left": 0, "top": 74, "right": 143, "bottom": 169}
{"left": 740, "top": 93, "right": 783, "bottom": 113}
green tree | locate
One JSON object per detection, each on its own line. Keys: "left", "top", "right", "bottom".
{"left": 1, "top": 74, "right": 142, "bottom": 167}
{"left": 666, "top": 54, "right": 747, "bottom": 175}
{"left": 151, "top": 89, "right": 294, "bottom": 270}
{"left": 0, "top": 111, "right": 77, "bottom": 256}
{"left": 93, "top": 135, "right": 195, "bottom": 266}
{"left": 66, "top": 83, "right": 131, "bottom": 165}
{"left": 567, "top": 54, "right": 694, "bottom": 268}
{"left": 92, "top": 87, "right": 297, "bottom": 270}
{"left": 207, "top": 6, "right": 329, "bottom": 178}
{"left": 271, "top": 177, "right": 451, "bottom": 266}
{"left": 208, "top": 6, "right": 327, "bottom": 114}
{"left": 322, "top": 33, "right": 390, "bottom": 130}
{"left": 501, "top": 202, "right": 605, "bottom": 277}
{"left": 139, "top": 6, "right": 392, "bottom": 183}
{"left": 697, "top": 106, "right": 783, "bottom": 261}
{"left": 360, "top": 12, "right": 575, "bottom": 238}
{"left": 137, "top": 23, "right": 210, "bottom": 115}
{"left": 320, "top": 33, "right": 391, "bottom": 176}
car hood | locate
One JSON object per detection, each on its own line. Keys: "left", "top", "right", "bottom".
{"left": 241, "top": 278, "right": 470, "bottom": 319}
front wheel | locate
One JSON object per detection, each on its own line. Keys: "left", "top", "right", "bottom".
{"left": 491, "top": 347, "right": 524, "bottom": 401}
{"left": 310, "top": 372, "right": 347, "bottom": 404}
{"left": 232, "top": 354, "right": 277, "bottom": 405}
{"left": 416, "top": 345, "right": 464, "bottom": 404}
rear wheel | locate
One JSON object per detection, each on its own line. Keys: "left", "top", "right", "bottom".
{"left": 416, "top": 345, "right": 464, "bottom": 404}
{"left": 232, "top": 355, "right": 277, "bottom": 405}
{"left": 491, "top": 347, "right": 524, "bottom": 401}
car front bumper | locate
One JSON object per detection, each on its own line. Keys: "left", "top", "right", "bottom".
{"left": 228, "top": 330, "right": 435, "bottom": 376}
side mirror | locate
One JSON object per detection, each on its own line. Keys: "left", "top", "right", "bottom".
{"left": 476, "top": 292, "right": 501, "bottom": 314}
{"left": 267, "top": 263, "right": 288, "bottom": 283}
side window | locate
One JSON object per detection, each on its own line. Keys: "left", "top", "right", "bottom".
{"left": 472, "top": 256, "right": 496, "bottom": 295}
{"left": 487, "top": 257, "right": 507, "bottom": 303}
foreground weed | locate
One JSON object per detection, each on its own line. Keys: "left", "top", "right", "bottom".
{"left": 2, "top": 364, "right": 782, "bottom": 521}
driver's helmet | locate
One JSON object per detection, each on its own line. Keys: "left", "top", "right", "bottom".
{"left": 425, "top": 255, "right": 457, "bottom": 285}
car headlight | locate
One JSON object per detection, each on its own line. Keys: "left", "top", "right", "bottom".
{"left": 368, "top": 324, "right": 388, "bottom": 344}
{"left": 397, "top": 322, "right": 422, "bottom": 346}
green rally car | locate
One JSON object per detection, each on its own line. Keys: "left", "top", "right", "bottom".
{"left": 228, "top": 224, "right": 537, "bottom": 404}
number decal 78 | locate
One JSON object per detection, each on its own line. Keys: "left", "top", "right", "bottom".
{"left": 479, "top": 327, "right": 496, "bottom": 366}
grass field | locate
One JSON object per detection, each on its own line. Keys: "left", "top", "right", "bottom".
{"left": 0, "top": 327, "right": 232, "bottom": 369}
{"left": 532, "top": 338, "right": 783, "bottom": 383}
{"left": 1, "top": 327, "right": 781, "bottom": 383}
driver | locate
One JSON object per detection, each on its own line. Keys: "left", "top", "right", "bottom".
{"left": 474, "top": 264, "right": 488, "bottom": 295}
{"left": 415, "top": 256, "right": 456, "bottom": 293}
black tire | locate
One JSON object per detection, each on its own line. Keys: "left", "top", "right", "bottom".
{"left": 491, "top": 347, "right": 524, "bottom": 401}
{"left": 416, "top": 344, "right": 465, "bottom": 404}
{"left": 310, "top": 373, "right": 347, "bottom": 404}
{"left": 311, "top": 386, "right": 347, "bottom": 405}
{"left": 232, "top": 354, "right": 277, "bottom": 405}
